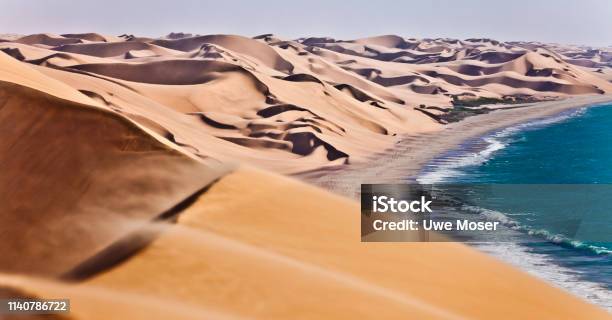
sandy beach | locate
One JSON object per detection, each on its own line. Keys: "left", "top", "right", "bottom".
{"left": 299, "top": 94, "right": 612, "bottom": 198}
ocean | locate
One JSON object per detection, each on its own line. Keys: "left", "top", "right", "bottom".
{"left": 418, "top": 103, "right": 612, "bottom": 310}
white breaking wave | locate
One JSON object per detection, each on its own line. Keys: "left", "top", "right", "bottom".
{"left": 417, "top": 107, "right": 588, "bottom": 184}
{"left": 417, "top": 136, "right": 507, "bottom": 184}
{"left": 416, "top": 106, "right": 612, "bottom": 310}
{"left": 462, "top": 205, "right": 612, "bottom": 255}
{"left": 475, "top": 242, "right": 612, "bottom": 311}
{"left": 465, "top": 204, "right": 612, "bottom": 309}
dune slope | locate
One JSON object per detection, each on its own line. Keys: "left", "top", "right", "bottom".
{"left": 0, "top": 65, "right": 228, "bottom": 276}
{"left": 2, "top": 168, "right": 611, "bottom": 319}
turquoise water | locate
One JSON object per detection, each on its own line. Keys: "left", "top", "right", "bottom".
{"left": 419, "top": 103, "right": 612, "bottom": 309}
{"left": 451, "top": 104, "right": 612, "bottom": 184}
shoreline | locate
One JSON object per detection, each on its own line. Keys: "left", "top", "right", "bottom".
{"left": 299, "top": 94, "right": 612, "bottom": 310}
{"left": 299, "top": 94, "right": 612, "bottom": 199}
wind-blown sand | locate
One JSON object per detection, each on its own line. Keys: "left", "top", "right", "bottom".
{"left": 1, "top": 33, "right": 611, "bottom": 319}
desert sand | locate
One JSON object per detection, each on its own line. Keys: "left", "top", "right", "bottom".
{"left": 1, "top": 33, "right": 611, "bottom": 173}
{"left": 1, "top": 33, "right": 611, "bottom": 319}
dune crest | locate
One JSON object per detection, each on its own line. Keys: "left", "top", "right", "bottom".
{"left": 0, "top": 71, "right": 229, "bottom": 276}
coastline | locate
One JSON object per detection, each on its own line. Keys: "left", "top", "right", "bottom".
{"left": 299, "top": 94, "right": 612, "bottom": 311}
{"left": 299, "top": 94, "right": 612, "bottom": 199}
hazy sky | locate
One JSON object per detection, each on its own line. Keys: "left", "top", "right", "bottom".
{"left": 1, "top": 0, "right": 611, "bottom": 46}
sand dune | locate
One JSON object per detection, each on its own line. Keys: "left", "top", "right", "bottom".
{"left": 0, "top": 81, "right": 229, "bottom": 277}
{"left": 153, "top": 34, "right": 295, "bottom": 73}
{"left": 297, "top": 37, "right": 611, "bottom": 104}
{"left": 1, "top": 33, "right": 610, "bottom": 172}
{"left": 53, "top": 41, "right": 166, "bottom": 57}
{"left": 0, "top": 50, "right": 231, "bottom": 277}
{"left": 2, "top": 168, "right": 610, "bottom": 319}
{"left": 1, "top": 33, "right": 611, "bottom": 319}
{"left": 61, "top": 32, "right": 121, "bottom": 43}
{"left": 14, "top": 33, "right": 83, "bottom": 47}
